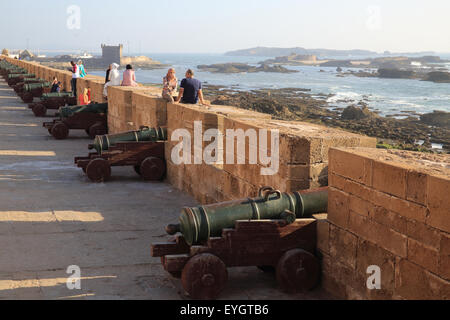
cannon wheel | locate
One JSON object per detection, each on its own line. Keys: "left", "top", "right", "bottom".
{"left": 51, "top": 122, "right": 69, "bottom": 140}
{"left": 88, "top": 123, "right": 107, "bottom": 139}
{"left": 32, "top": 103, "right": 47, "bottom": 117}
{"left": 140, "top": 157, "right": 166, "bottom": 181}
{"left": 21, "top": 92, "right": 33, "bottom": 103}
{"left": 276, "top": 248, "right": 320, "bottom": 294}
{"left": 181, "top": 253, "right": 228, "bottom": 300}
{"left": 86, "top": 158, "right": 111, "bottom": 183}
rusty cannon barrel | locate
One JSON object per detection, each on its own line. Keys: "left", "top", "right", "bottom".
{"left": 88, "top": 126, "right": 167, "bottom": 154}
{"left": 57, "top": 103, "right": 108, "bottom": 119}
{"left": 166, "top": 186, "right": 328, "bottom": 245}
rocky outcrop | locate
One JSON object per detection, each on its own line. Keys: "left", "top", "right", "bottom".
{"left": 197, "top": 63, "right": 298, "bottom": 74}
{"left": 422, "top": 71, "right": 450, "bottom": 83}
{"left": 378, "top": 68, "right": 417, "bottom": 79}
{"left": 341, "top": 105, "right": 379, "bottom": 120}
{"left": 420, "top": 111, "right": 450, "bottom": 127}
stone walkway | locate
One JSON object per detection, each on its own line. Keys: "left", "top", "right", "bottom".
{"left": 0, "top": 78, "right": 329, "bottom": 300}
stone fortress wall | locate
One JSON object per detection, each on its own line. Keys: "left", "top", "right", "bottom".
{"left": 3, "top": 56, "right": 449, "bottom": 299}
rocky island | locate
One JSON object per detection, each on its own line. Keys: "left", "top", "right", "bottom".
{"left": 339, "top": 68, "right": 450, "bottom": 83}
{"left": 197, "top": 62, "right": 298, "bottom": 74}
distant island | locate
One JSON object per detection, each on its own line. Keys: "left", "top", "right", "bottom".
{"left": 225, "top": 46, "right": 436, "bottom": 58}
{"left": 259, "top": 54, "right": 448, "bottom": 68}
{"left": 197, "top": 63, "right": 298, "bottom": 74}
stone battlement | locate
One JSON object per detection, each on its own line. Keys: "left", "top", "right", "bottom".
{"left": 2, "top": 55, "right": 448, "bottom": 300}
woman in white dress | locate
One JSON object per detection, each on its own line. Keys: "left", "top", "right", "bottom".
{"left": 103, "top": 63, "right": 120, "bottom": 98}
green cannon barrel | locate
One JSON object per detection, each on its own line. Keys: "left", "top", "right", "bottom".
{"left": 58, "top": 103, "right": 108, "bottom": 118}
{"left": 5, "top": 68, "right": 26, "bottom": 73}
{"left": 24, "top": 82, "right": 51, "bottom": 91}
{"left": 8, "top": 73, "right": 34, "bottom": 79}
{"left": 166, "top": 186, "right": 328, "bottom": 245}
{"left": 23, "top": 78, "right": 45, "bottom": 82}
{"left": 41, "top": 92, "right": 74, "bottom": 100}
{"left": 88, "top": 127, "right": 167, "bottom": 153}
{"left": 8, "top": 71, "right": 31, "bottom": 79}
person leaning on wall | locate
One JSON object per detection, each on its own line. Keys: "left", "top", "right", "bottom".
{"left": 162, "top": 68, "right": 178, "bottom": 103}
{"left": 103, "top": 63, "right": 120, "bottom": 99}
{"left": 175, "top": 69, "right": 210, "bottom": 108}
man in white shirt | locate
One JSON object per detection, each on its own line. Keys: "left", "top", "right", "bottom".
{"left": 70, "top": 61, "right": 80, "bottom": 97}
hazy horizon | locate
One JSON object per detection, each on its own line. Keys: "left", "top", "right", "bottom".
{"left": 2, "top": 0, "right": 450, "bottom": 54}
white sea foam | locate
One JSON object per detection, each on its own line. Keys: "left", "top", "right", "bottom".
{"left": 327, "top": 91, "right": 362, "bottom": 103}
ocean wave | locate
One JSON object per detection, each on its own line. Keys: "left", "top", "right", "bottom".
{"left": 386, "top": 100, "right": 425, "bottom": 109}
{"left": 327, "top": 91, "right": 362, "bottom": 103}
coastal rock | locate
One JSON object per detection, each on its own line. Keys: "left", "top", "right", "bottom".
{"left": 341, "top": 105, "right": 378, "bottom": 120}
{"left": 420, "top": 111, "right": 450, "bottom": 127}
{"left": 422, "top": 71, "right": 450, "bottom": 83}
{"left": 197, "top": 63, "right": 298, "bottom": 74}
{"left": 378, "top": 68, "right": 417, "bottom": 79}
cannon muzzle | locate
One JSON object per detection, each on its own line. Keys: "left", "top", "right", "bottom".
{"left": 166, "top": 224, "right": 181, "bottom": 235}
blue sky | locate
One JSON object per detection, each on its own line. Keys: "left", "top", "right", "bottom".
{"left": 1, "top": 0, "right": 449, "bottom": 53}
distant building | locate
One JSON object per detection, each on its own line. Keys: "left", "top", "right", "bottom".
{"left": 19, "top": 49, "right": 34, "bottom": 60}
{"left": 101, "top": 44, "right": 123, "bottom": 65}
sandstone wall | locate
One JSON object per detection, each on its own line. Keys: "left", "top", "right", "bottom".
{"left": 321, "top": 147, "right": 449, "bottom": 299}
{"left": 7, "top": 56, "right": 449, "bottom": 300}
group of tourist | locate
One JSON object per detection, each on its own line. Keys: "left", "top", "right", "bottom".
{"left": 103, "top": 63, "right": 138, "bottom": 97}
{"left": 102, "top": 64, "right": 208, "bottom": 106}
